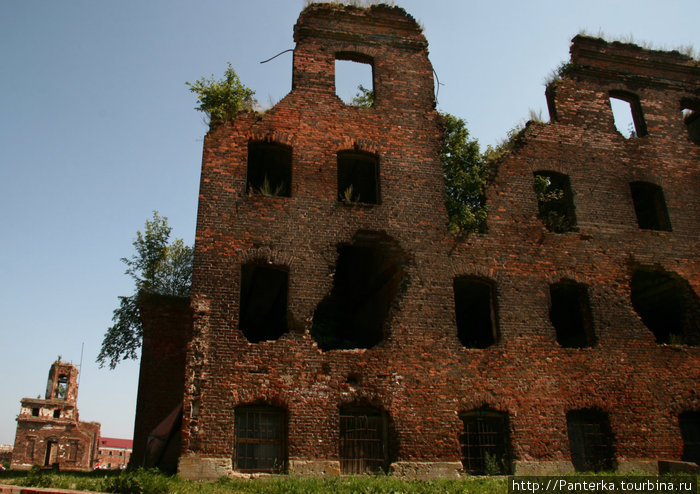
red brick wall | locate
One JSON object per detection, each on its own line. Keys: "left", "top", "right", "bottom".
{"left": 175, "top": 5, "right": 698, "bottom": 475}
{"left": 130, "top": 294, "right": 192, "bottom": 470}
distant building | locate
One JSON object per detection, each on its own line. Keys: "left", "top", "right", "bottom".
{"left": 96, "top": 437, "right": 133, "bottom": 469}
{"left": 11, "top": 359, "right": 100, "bottom": 470}
{"left": 0, "top": 444, "right": 12, "bottom": 467}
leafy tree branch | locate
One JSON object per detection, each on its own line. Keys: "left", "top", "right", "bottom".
{"left": 441, "top": 113, "right": 489, "bottom": 234}
{"left": 97, "top": 212, "right": 193, "bottom": 369}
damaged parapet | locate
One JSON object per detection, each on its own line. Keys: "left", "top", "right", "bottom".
{"left": 133, "top": 4, "right": 699, "bottom": 480}
{"left": 11, "top": 359, "right": 100, "bottom": 470}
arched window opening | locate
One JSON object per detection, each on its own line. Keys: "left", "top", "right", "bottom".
{"left": 44, "top": 438, "right": 59, "bottom": 468}
{"left": 453, "top": 277, "right": 498, "bottom": 348}
{"left": 25, "top": 438, "right": 36, "bottom": 461}
{"left": 68, "top": 440, "right": 79, "bottom": 461}
{"left": 339, "top": 406, "right": 388, "bottom": 474}
{"left": 239, "top": 263, "right": 289, "bottom": 343}
{"left": 630, "top": 182, "right": 671, "bottom": 231}
{"left": 566, "top": 409, "right": 616, "bottom": 472}
{"left": 56, "top": 374, "right": 69, "bottom": 400}
{"left": 533, "top": 171, "right": 576, "bottom": 233}
{"left": 335, "top": 53, "right": 374, "bottom": 107}
{"left": 549, "top": 280, "right": 596, "bottom": 348}
{"left": 459, "top": 408, "right": 512, "bottom": 475}
{"left": 681, "top": 99, "right": 700, "bottom": 145}
{"left": 233, "top": 405, "right": 286, "bottom": 473}
{"left": 337, "top": 151, "right": 380, "bottom": 205}
{"left": 609, "top": 90, "right": 647, "bottom": 138}
{"left": 679, "top": 411, "right": 700, "bottom": 465}
{"left": 246, "top": 142, "right": 292, "bottom": 197}
{"left": 630, "top": 268, "right": 700, "bottom": 346}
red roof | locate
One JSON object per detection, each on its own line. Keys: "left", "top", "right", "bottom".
{"left": 99, "top": 437, "right": 133, "bottom": 449}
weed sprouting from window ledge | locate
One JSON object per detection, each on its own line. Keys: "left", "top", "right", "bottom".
{"left": 256, "top": 176, "right": 285, "bottom": 197}
{"left": 341, "top": 184, "right": 361, "bottom": 204}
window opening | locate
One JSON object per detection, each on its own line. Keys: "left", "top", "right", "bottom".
{"left": 566, "top": 409, "right": 615, "bottom": 472}
{"left": 533, "top": 171, "right": 576, "bottom": 233}
{"left": 311, "top": 232, "right": 406, "bottom": 351}
{"left": 679, "top": 411, "right": 700, "bottom": 465}
{"left": 630, "top": 182, "right": 671, "bottom": 231}
{"left": 337, "top": 151, "right": 380, "bottom": 205}
{"left": 26, "top": 438, "right": 35, "bottom": 461}
{"left": 339, "top": 406, "right": 388, "bottom": 474}
{"left": 32, "top": 408, "right": 40, "bottom": 417}
{"left": 246, "top": 142, "right": 292, "bottom": 197}
{"left": 630, "top": 268, "right": 700, "bottom": 346}
{"left": 234, "top": 405, "right": 286, "bottom": 473}
{"left": 68, "top": 440, "right": 78, "bottom": 461}
{"left": 56, "top": 374, "right": 69, "bottom": 400}
{"left": 453, "top": 277, "right": 498, "bottom": 348}
{"left": 550, "top": 280, "right": 596, "bottom": 348}
{"left": 239, "top": 264, "right": 289, "bottom": 343}
{"left": 681, "top": 100, "right": 700, "bottom": 145}
{"left": 609, "top": 91, "right": 647, "bottom": 138}
{"left": 44, "top": 439, "right": 59, "bottom": 467}
{"left": 545, "top": 85, "right": 558, "bottom": 122}
{"left": 459, "top": 409, "right": 512, "bottom": 475}
{"left": 335, "top": 54, "right": 374, "bottom": 107}
{"left": 53, "top": 409, "right": 60, "bottom": 419}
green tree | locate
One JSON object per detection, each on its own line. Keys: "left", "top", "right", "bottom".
{"left": 349, "top": 85, "right": 489, "bottom": 233}
{"left": 440, "top": 113, "right": 488, "bottom": 234}
{"left": 97, "top": 212, "right": 193, "bottom": 369}
{"left": 186, "top": 62, "right": 256, "bottom": 123}
{"left": 350, "top": 84, "right": 374, "bottom": 108}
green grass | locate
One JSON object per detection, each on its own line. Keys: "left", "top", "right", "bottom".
{"left": 3, "top": 469, "right": 697, "bottom": 494}
{"left": 0, "top": 468, "right": 507, "bottom": 494}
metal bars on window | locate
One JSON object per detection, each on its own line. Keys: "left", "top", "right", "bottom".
{"left": 566, "top": 409, "right": 615, "bottom": 472}
{"left": 234, "top": 406, "right": 285, "bottom": 473}
{"left": 339, "top": 407, "right": 387, "bottom": 474}
{"left": 459, "top": 410, "right": 511, "bottom": 475}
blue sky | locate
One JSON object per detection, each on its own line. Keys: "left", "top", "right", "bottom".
{"left": 1, "top": 0, "right": 697, "bottom": 445}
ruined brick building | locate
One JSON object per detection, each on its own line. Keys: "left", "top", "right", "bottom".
{"left": 11, "top": 359, "right": 100, "bottom": 470}
{"left": 96, "top": 437, "right": 133, "bottom": 470}
{"left": 133, "top": 4, "right": 699, "bottom": 478}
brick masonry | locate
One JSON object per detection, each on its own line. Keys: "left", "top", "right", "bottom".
{"left": 135, "top": 4, "right": 699, "bottom": 479}
{"left": 11, "top": 361, "right": 100, "bottom": 471}
{"left": 130, "top": 294, "right": 192, "bottom": 471}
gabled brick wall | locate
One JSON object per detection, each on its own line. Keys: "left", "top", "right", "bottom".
{"left": 136, "top": 4, "right": 699, "bottom": 479}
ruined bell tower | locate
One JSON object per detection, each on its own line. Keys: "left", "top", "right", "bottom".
{"left": 44, "top": 358, "right": 79, "bottom": 404}
{"left": 12, "top": 359, "right": 100, "bottom": 470}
